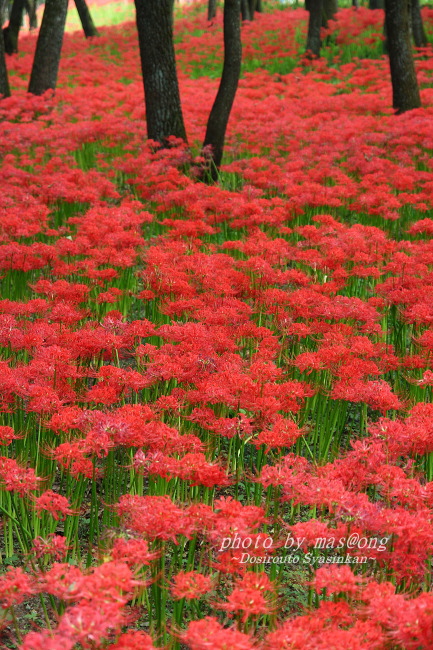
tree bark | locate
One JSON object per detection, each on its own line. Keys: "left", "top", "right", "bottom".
{"left": 241, "top": 0, "right": 250, "bottom": 21}
{"left": 0, "top": 0, "right": 11, "bottom": 97}
{"left": 74, "top": 0, "right": 99, "bottom": 37}
{"left": 369, "top": 0, "right": 384, "bottom": 7}
{"left": 28, "top": 0, "right": 68, "bottom": 95}
{"left": 202, "top": 0, "right": 241, "bottom": 177}
{"left": 3, "top": 0, "right": 25, "bottom": 55}
{"left": 134, "top": 0, "right": 187, "bottom": 145}
{"left": 208, "top": 0, "right": 217, "bottom": 20}
{"left": 410, "top": 0, "right": 427, "bottom": 47}
{"left": 256, "top": 0, "right": 262, "bottom": 11}
{"left": 248, "top": 0, "right": 257, "bottom": 19}
{"left": 384, "top": 0, "right": 421, "bottom": 113}
{"left": 322, "top": 0, "right": 337, "bottom": 27}
{"left": 25, "top": 0, "right": 37, "bottom": 30}
{"left": 306, "top": 0, "right": 323, "bottom": 57}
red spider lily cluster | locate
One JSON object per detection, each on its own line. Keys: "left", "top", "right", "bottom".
{"left": 1, "top": 2, "right": 433, "bottom": 648}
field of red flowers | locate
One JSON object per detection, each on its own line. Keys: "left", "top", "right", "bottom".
{"left": 2, "top": 3, "right": 433, "bottom": 648}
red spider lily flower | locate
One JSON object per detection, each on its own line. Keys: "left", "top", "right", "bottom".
{"left": 115, "top": 495, "right": 195, "bottom": 542}
{"left": 0, "top": 425, "right": 21, "bottom": 445}
{"left": 208, "top": 497, "right": 268, "bottom": 548}
{"left": 144, "top": 451, "right": 231, "bottom": 488}
{"left": 312, "top": 565, "right": 366, "bottom": 596}
{"left": 253, "top": 417, "right": 303, "bottom": 451}
{"left": 330, "top": 378, "right": 403, "bottom": 413}
{"left": 56, "top": 601, "right": 127, "bottom": 646}
{"left": 75, "top": 561, "right": 143, "bottom": 604}
{"left": 264, "top": 611, "right": 384, "bottom": 650}
{"left": 21, "top": 631, "right": 75, "bottom": 650}
{"left": 171, "top": 571, "right": 214, "bottom": 600}
{"left": 0, "top": 456, "right": 43, "bottom": 496}
{"left": 31, "top": 534, "right": 71, "bottom": 561}
{"left": 110, "top": 537, "right": 159, "bottom": 567}
{"left": 111, "top": 630, "right": 157, "bottom": 649}
{"left": 32, "top": 490, "right": 76, "bottom": 521}
{"left": 39, "top": 563, "right": 86, "bottom": 601}
{"left": 211, "top": 551, "right": 247, "bottom": 576}
{"left": 180, "top": 617, "right": 256, "bottom": 650}
{"left": 0, "top": 567, "right": 35, "bottom": 608}
{"left": 217, "top": 572, "right": 276, "bottom": 622}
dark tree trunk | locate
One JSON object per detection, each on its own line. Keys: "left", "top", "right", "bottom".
{"left": 202, "top": 0, "right": 241, "bottom": 177}
{"left": 74, "top": 0, "right": 99, "bottom": 37}
{"left": 385, "top": 0, "right": 421, "bottom": 113}
{"left": 382, "top": 17, "right": 388, "bottom": 53}
{"left": 248, "top": 0, "right": 257, "bottom": 19}
{"left": 208, "top": 0, "right": 217, "bottom": 20}
{"left": 28, "top": 0, "right": 68, "bottom": 95}
{"left": 0, "top": 0, "right": 8, "bottom": 23}
{"left": 256, "top": 0, "right": 262, "bottom": 11}
{"left": 25, "top": 0, "right": 37, "bottom": 29}
{"left": 3, "top": 0, "right": 25, "bottom": 55}
{"left": 306, "top": 0, "right": 323, "bottom": 56}
{"left": 134, "top": 0, "right": 186, "bottom": 145}
{"left": 322, "top": 0, "right": 337, "bottom": 27}
{"left": 241, "top": 0, "right": 251, "bottom": 21}
{"left": 352, "top": 0, "right": 359, "bottom": 8}
{"left": 369, "top": 0, "right": 384, "bottom": 7}
{"left": 0, "top": 0, "right": 11, "bottom": 97}
{"left": 410, "top": 0, "right": 427, "bottom": 47}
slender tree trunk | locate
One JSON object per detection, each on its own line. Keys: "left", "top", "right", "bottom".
{"left": 202, "top": 0, "right": 241, "bottom": 177}
{"left": 28, "top": 0, "right": 68, "bottom": 95}
{"left": 74, "top": 0, "right": 99, "bottom": 37}
{"left": 25, "top": 0, "right": 37, "bottom": 29}
{"left": 134, "top": 0, "right": 186, "bottom": 145}
{"left": 0, "top": 0, "right": 11, "bottom": 97}
{"left": 0, "top": 0, "right": 8, "bottom": 23}
{"left": 385, "top": 0, "right": 421, "bottom": 113}
{"left": 322, "top": 0, "right": 337, "bottom": 27}
{"left": 306, "top": 0, "right": 323, "bottom": 56}
{"left": 248, "top": 0, "right": 257, "bottom": 19}
{"left": 208, "top": 0, "right": 217, "bottom": 20}
{"left": 256, "top": 0, "right": 262, "bottom": 11}
{"left": 369, "top": 0, "right": 384, "bottom": 7}
{"left": 410, "top": 0, "right": 427, "bottom": 47}
{"left": 3, "top": 0, "right": 25, "bottom": 55}
{"left": 241, "top": 0, "right": 250, "bottom": 20}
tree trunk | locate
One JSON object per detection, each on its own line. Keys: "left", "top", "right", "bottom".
{"left": 0, "top": 0, "right": 11, "bottom": 97}
{"left": 384, "top": 0, "right": 421, "bottom": 113}
{"left": 202, "top": 0, "right": 241, "bottom": 177}
{"left": 241, "top": 0, "right": 250, "bottom": 21}
{"left": 208, "top": 0, "right": 217, "bottom": 20}
{"left": 74, "top": 0, "right": 99, "bottom": 37}
{"left": 25, "top": 0, "right": 37, "bottom": 29}
{"left": 134, "top": 0, "right": 186, "bottom": 145}
{"left": 306, "top": 0, "right": 323, "bottom": 57}
{"left": 3, "top": 0, "right": 25, "bottom": 55}
{"left": 248, "top": 0, "right": 257, "bottom": 19}
{"left": 322, "top": 0, "right": 337, "bottom": 27}
{"left": 28, "top": 0, "right": 68, "bottom": 95}
{"left": 256, "top": 0, "right": 262, "bottom": 11}
{"left": 410, "top": 0, "right": 427, "bottom": 47}
{"left": 369, "top": 0, "right": 384, "bottom": 7}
